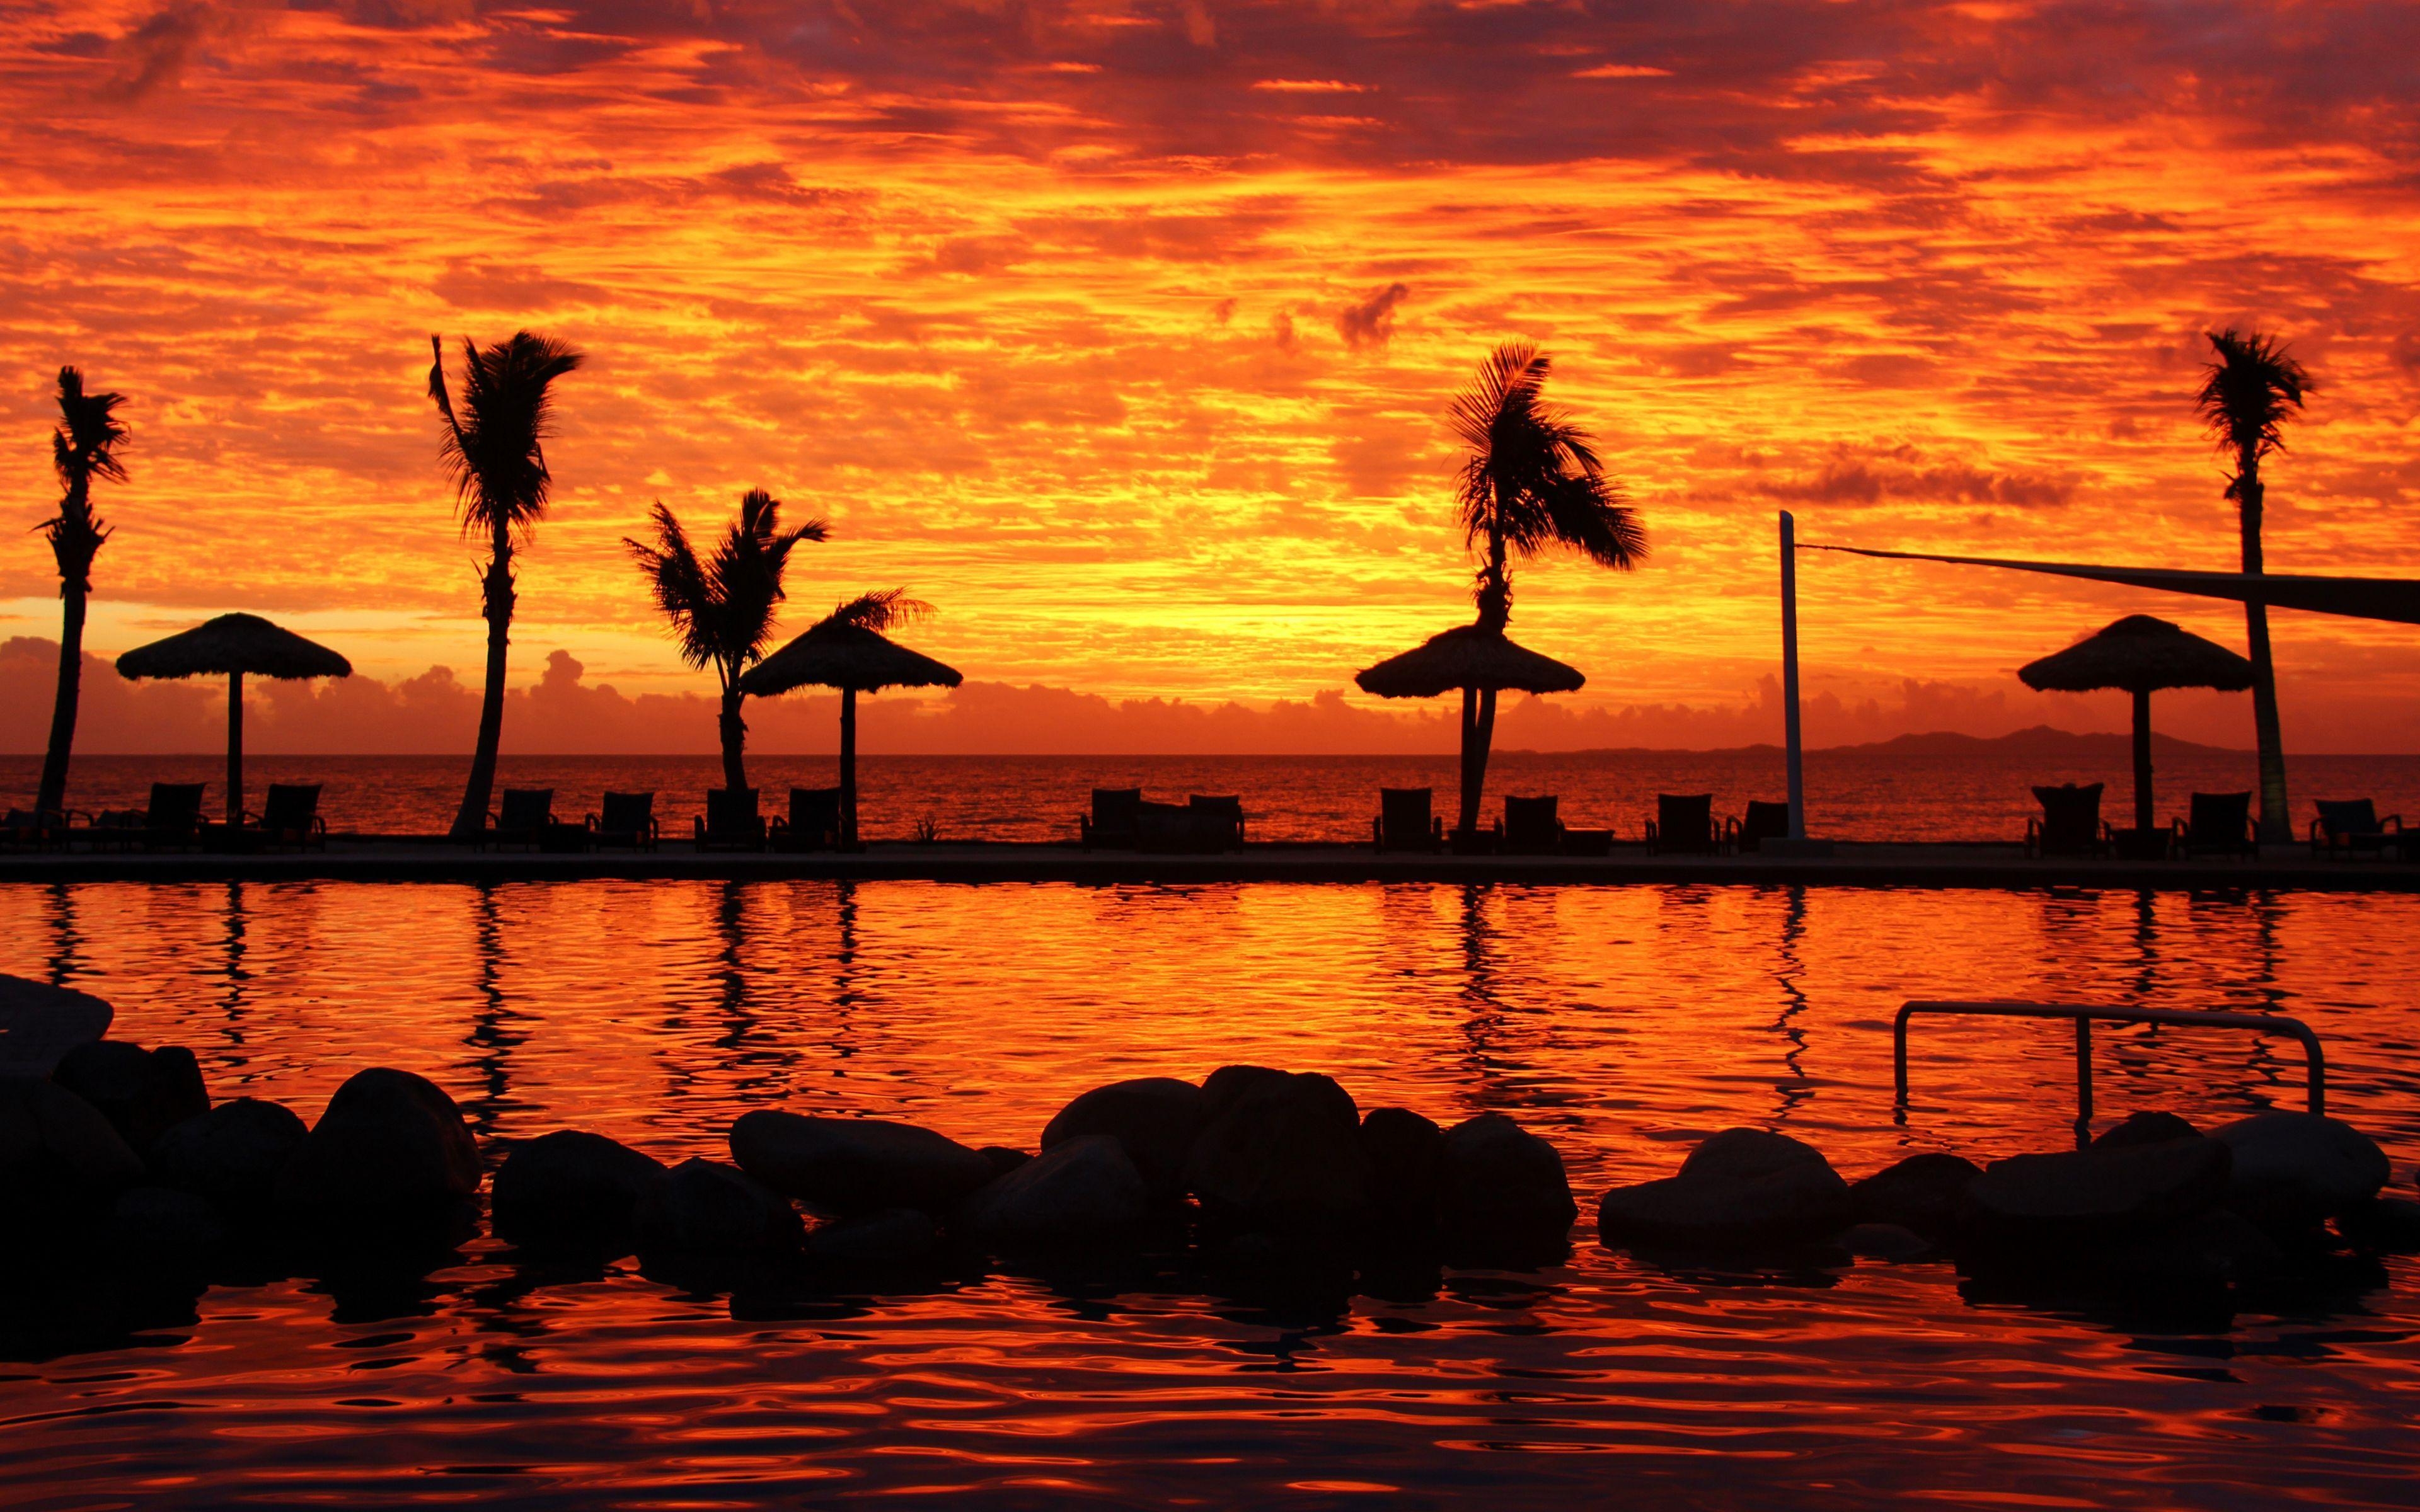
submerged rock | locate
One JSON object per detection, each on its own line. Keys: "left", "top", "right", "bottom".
{"left": 1597, "top": 1129, "right": 1851, "bottom": 1249}
{"left": 52, "top": 1041, "right": 210, "bottom": 1156}
{"left": 635, "top": 1158, "right": 802, "bottom": 1256}
{"left": 1040, "top": 1077, "right": 1204, "bottom": 1196}
{"left": 1439, "top": 1113, "right": 1576, "bottom": 1240}
{"left": 2090, "top": 1111, "right": 2202, "bottom": 1152}
{"left": 493, "top": 1130, "right": 668, "bottom": 1254}
{"left": 1842, "top": 1222, "right": 1932, "bottom": 1262}
{"left": 0, "top": 975, "right": 113, "bottom": 1074}
{"left": 149, "top": 1097, "right": 308, "bottom": 1212}
{"left": 1359, "top": 1107, "right": 1444, "bottom": 1231}
{"left": 730, "top": 1111, "right": 993, "bottom": 1215}
{"left": 0, "top": 1073, "right": 146, "bottom": 1215}
{"left": 2213, "top": 1113, "right": 2389, "bottom": 1230}
{"left": 275, "top": 1068, "right": 481, "bottom": 1227}
{"left": 2339, "top": 1195, "right": 2420, "bottom": 1251}
{"left": 1185, "top": 1070, "right": 1368, "bottom": 1231}
{"left": 1965, "top": 1136, "right": 2230, "bottom": 1241}
{"left": 804, "top": 1208, "right": 939, "bottom": 1268}
{"left": 960, "top": 1134, "right": 1150, "bottom": 1251}
{"left": 1848, "top": 1153, "right": 1982, "bottom": 1236}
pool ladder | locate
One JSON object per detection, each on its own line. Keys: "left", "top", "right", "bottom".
{"left": 1894, "top": 999, "right": 2325, "bottom": 1147}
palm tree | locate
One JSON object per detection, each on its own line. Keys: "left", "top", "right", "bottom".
{"left": 625, "top": 489, "right": 827, "bottom": 791}
{"left": 2194, "top": 328, "right": 2310, "bottom": 845}
{"left": 427, "top": 331, "right": 584, "bottom": 840}
{"left": 35, "top": 367, "right": 130, "bottom": 819}
{"left": 1446, "top": 340, "right": 1645, "bottom": 832}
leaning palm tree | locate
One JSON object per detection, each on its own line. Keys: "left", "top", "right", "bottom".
{"left": 35, "top": 367, "right": 130, "bottom": 818}
{"left": 1445, "top": 340, "right": 1645, "bottom": 833}
{"left": 428, "top": 331, "right": 584, "bottom": 840}
{"left": 625, "top": 488, "right": 827, "bottom": 791}
{"left": 2194, "top": 328, "right": 2310, "bottom": 845}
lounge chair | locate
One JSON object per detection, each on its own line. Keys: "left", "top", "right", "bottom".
{"left": 1374, "top": 787, "right": 1444, "bottom": 852}
{"left": 587, "top": 791, "right": 659, "bottom": 852}
{"left": 1137, "top": 799, "right": 1207, "bottom": 854}
{"left": 770, "top": 787, "right": 843, "bottom": 852}
{"left": 2310, "top": 798, "right": 2407, "bottom": 861}
{"left": 1735, "top": 799, "right": 1792, "bottom": 854}
{"left": 2, "top": 808, "right": 68, "bottom": 854}
{"left": 2025, "top": 782, "right": 2109, "bottom": 859}
{"left": 130, "top": 782, "right": 207, "bottom": 852}
{"left": 1502, "top": 794, "right": 1565, "bottom": 856}
{"left": 1646, "top": 793, "right": 1723, "bottom": 855}
{"left": 481, "top": 788, "right": 556, "bottom": 850}
{"left": 694, "top": 787, "right": 764, "bottom": 851}
{"left": 243, "top": 782, "right": 326, "bottom": 851}
{"left": 1080, "top": 788, "right": 1143, "bottom": 850}
{"left": 1188, "top": 794, "right": 1247, "bottom": 851}
{"left": 2172, "top": 791, "right": 2256, "bottom": 860}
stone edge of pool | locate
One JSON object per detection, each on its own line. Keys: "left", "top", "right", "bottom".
{"left": 4, "top": 841, "right": 2419, "bottom": 890}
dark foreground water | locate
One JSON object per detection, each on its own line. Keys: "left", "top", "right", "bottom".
{"left": 1, "top": 879, "right": 2417, "bottom": 1509}
{"left": 13, "top": 750, "right": 2420, "bottom": 844}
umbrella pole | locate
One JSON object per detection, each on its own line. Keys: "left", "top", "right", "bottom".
{"left": 2131, "top": 686, "right": 2154, "bottom": 833}
{"left": 840, "top": 686, "right": 858, "bottom": 849}
{"left": 226, "top": 669, "right": 245, "bottom": 828}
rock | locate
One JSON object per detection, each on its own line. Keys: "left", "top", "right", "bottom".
{"left": 149, "top": 1097, "right": 309, "bottom": 1211}
{"left": 108, "top": 1186, "right": 228, "bottom": 1261}
{"left": 1848, "top": 1153, "right": 1982, "bottom": 1235}
{"left": 1201, "top": 1064, "right": 1291, "bottom": 1120}
{"left": 1965, "top": 1136, "right": 2231, "bottom": 1240}
{"left": 51, "top": 1041, "right": 210, "bottom": 1155}
{"left": 804, "top": 1208, "right": 939, "bottom": 1268}
{"left": 2112, "top": 1207, "right": 2285, "bottom": 1285}
{"left": 2213, "top": 1113, "right": 2390, "bottom": 1229}
{"left": 1597, "top": 1129, "right": 1851, "bottom": 1249}
{"left": 1439, "top": 1113, "right": 1576, "bottom": 1239}
{"left": 2090, "top": 1111, "right": 2201, "bottom": 1151}
{"left": 1843, "top": 1222, "right": 1932, "bottom": 1261}
{"left": 1360, "top": 1108, "right": 1444, "bottom": 1230}
{"left": 634, "top": 1158, "right": 802, "bottom": 1256}
{"left": 492, "top": 1130, "right": 667, "bottom": 1254}
{"left": 1040, "top": 1077, "right": 1204, "bottom": 1196}
{"left": 1185, "top": 1071, "right": 1368, "bottom": 1231}
{"left": 275, "top": 1068, "right": 481, "bottom": 1226}
{"left": 959, "top": 1135, "right": 1150, "bottom": 1251}
{"left": 2339, "top": 1196, "right": 2420, "bottom": 1251}
{"left": 0, "top": 975, "right": 112, "bottom": 1074}
{"left": 978, "top": 1146, "right": 1032, "bottom": 1179}
{"left": 729, "top": 1112, "right": 993, "bottom": 1215}
{"left": 0, "top": 1072, "right": 145, "bottom": 1215}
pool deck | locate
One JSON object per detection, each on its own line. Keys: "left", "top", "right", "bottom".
{"left": 3, "top": 838, "right": 2417, "bottom": 890}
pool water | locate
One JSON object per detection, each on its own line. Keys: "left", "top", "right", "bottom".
{"left": 1, "top": 879, "right": 2414, "bottom": 1509}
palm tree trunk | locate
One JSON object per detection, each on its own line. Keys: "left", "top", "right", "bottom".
{"left": 1457, "top": 685, "right": 1498, "bottom": 837}
{"left": 35, "top": 581, "right": 86, "bottom": 818}
{"left": 451, "top": 541, "right": 515, "bottom": 841}
{"left": 839, "top": 686, "right": 858, "bottom": 848}
{"left": 2131, "top": 686, "right": 2153, "bottom": 833}
{"left": 226, "top": 669, "right": 245, "bottom": 828}
{"left": 2237, "top": 458, "right": 2290, "bottom": 844}
{"left": 718, "top": 687, "right": 748, "bottom": 793}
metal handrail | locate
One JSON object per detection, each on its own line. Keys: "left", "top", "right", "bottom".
{"left": 1894, "top": 999, "right": 2325, "bottom": 1143}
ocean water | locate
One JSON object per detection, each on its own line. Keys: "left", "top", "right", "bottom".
{"left": 9, "top": 750, "right": 2420, "bottom": 843}
{"left": 0, "top": 878, "right": 2415, "bottom": 1508}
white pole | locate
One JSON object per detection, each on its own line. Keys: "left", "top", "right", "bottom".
{"left": 1781, "top": 510, "right": 1806, "bottom": 840}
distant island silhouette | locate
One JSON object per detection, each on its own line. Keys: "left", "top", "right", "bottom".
{"left": 1527, "top": 724, "right": 2246, "bottom": 759}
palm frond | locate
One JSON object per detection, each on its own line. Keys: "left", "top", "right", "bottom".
{"left": 432, "top": 330, "right": 585, "bottom": 544}
{"left": 40, "top": 366, "right": 129, "bottom": 587}
{"left": 1448, "top": 340, "right": 1645, "bottom": 586}
{"left": 817, "top": 588, "right": 932, "bottom": 634}
{"left": 2195, "top": 328, "right": 2310, "bottom": 460}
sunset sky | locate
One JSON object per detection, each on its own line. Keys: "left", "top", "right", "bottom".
{"left": 4, "top": 0, "right": 2418, "bottom": 752}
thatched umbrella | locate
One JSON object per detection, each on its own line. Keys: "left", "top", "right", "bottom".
{"left": 1356, "top": 623, "right": 1586, "bottom": 837}
{"left": 737, "top": 620, "right": 960, "bottom": 845}
{"left": 2019, "top": 614, "right": 2253, "bottom": 832}
{"left": 117, "top": 613, "right": 352, "bottom": 825}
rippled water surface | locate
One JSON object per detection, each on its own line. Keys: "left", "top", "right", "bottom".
{"left": 3, "top": 879, "right": 2417, "bottom": 1509}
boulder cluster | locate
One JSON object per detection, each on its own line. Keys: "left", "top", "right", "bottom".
{"left": 7, "top": 1008, "right": 2413, "bottom": 1311}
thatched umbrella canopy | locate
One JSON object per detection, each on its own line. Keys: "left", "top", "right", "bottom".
{"left": 1356, "top": 624, "right": 1586, "bottom": 838}
{"left": 2019, "top": 614, "right": 2252, "bottom": 832}
{"left": 118, "top": 613, "right": 352, "bottom": 825}
{"left": 738, "top": 620, "right": 961, "bottom": 845}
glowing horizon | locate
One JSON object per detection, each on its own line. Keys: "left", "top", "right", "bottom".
{"left": 6, "top": 1, "right": 2419, "bottom": 753}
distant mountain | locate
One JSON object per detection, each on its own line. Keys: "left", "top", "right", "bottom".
{"left": 1824, "top": 724, "right": 2243, "bottom": 757}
